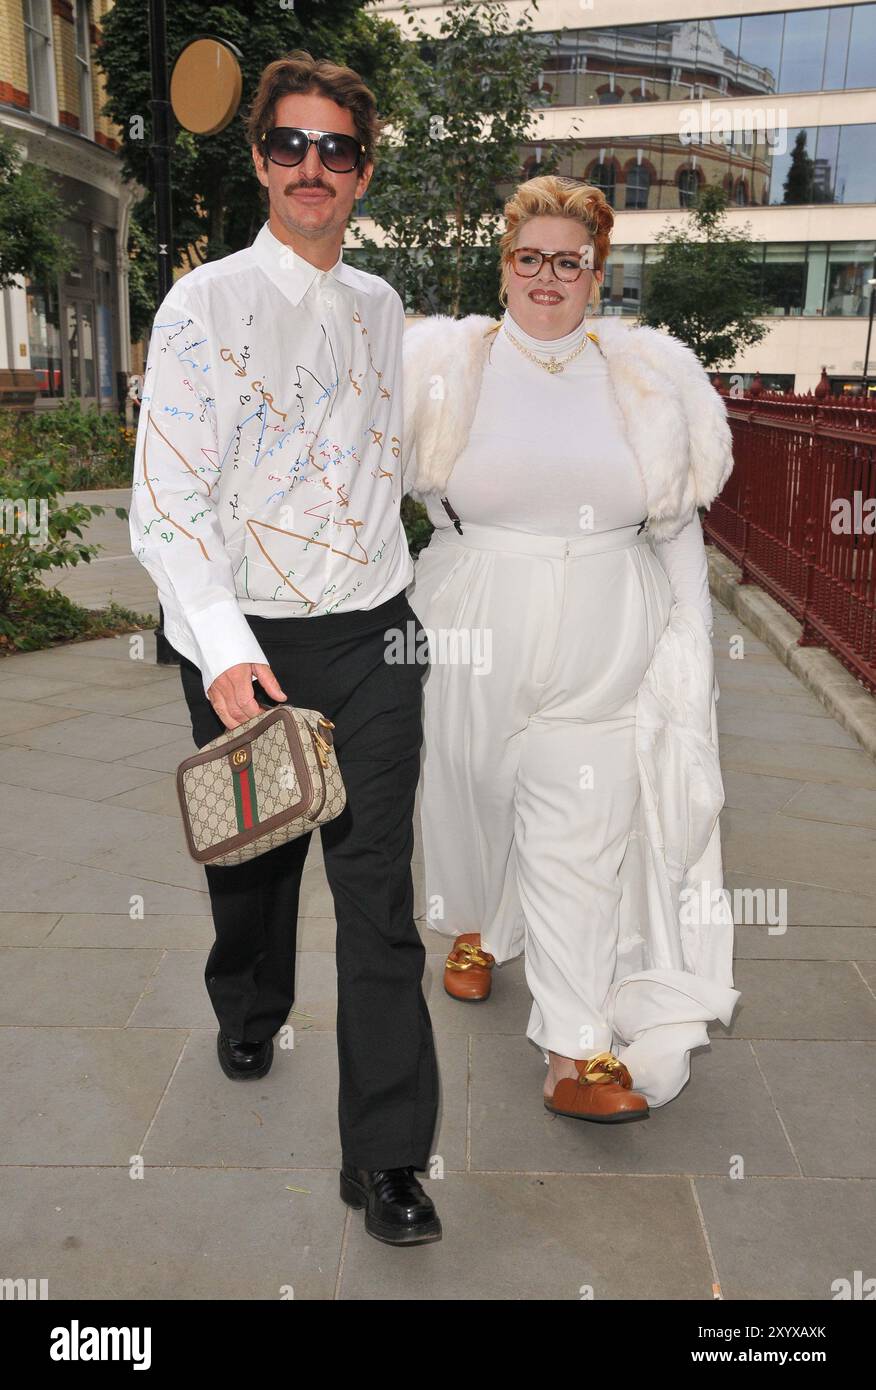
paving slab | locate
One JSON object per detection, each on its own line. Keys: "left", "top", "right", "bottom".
{"left": 0, "top": 1166, "right": 343, "bottom": 1300}
{"left": 0, "top": 1026, "right": 186, "bottom": 1164}
{"left": 338, "top": 1174, "right": 715, "bottom": 1301}
{"left": 695, "top": 1177, "right": 876, "bottom": 1300}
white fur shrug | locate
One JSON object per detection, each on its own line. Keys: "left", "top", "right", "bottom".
{"left": 401, "top": 314, "right": 734, "bottom": 543}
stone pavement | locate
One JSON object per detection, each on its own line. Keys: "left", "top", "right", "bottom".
{"left": 0, "top": 494, "right": 874, "bottom": 1300}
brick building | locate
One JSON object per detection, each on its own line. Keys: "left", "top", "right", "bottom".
{"left": 0, "top": 0, "right": 139, "bottom": 410}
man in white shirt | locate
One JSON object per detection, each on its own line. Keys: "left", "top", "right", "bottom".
{"left": 129, "top": 51, "right": 441, "bottom": 1246}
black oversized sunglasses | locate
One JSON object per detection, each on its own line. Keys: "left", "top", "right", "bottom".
{"left": 260, "top": 127, "right": 366, "bottom": 173}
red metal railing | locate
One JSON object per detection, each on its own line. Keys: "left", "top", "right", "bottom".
{"left": 703, "top": 389, "right": 876, "bottom": 693}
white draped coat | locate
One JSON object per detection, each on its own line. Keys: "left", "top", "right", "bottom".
{"left": 402, "top": 314, "right": 741, "bottom": 1105}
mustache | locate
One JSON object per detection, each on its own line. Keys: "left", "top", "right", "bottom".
{"left": 285, "top": 180, "right": 334, "bottom": 195}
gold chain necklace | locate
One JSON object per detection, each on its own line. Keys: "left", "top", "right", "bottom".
{"left": 503, "top": 322, "right": 590, "bottom": 374}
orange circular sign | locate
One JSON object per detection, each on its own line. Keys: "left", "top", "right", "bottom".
{"left": 170, "top": 38, "right": 243, "bottom": 136}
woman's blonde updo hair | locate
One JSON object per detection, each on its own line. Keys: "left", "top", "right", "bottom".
{"left": 498, "top": 175, "right": 614, "bottom": 312}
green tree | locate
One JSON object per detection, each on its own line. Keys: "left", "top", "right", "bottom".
{"left": 0, "top": 131, "right": 74, "bottom": 288}
{"left": 350, "top": 0, "right": 563, "bottom": 318}
{"left": 641, "top": 184, "right": 769, "bottom": 368}
{"left": 97, "top": 0, "right": 410, "bottom": 329}
{"left": 783, "top": 129, "right": 814, "bottom": 204}
{"left": 125, "top": 207, "right": 158, "bottom": 345}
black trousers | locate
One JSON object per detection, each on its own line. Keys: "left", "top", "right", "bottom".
{"left": 178, "top": 589, "right": 439, "bottom": 1171}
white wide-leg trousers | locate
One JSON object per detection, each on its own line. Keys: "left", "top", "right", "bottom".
{"left": 408, "top": 520, "right": 674, "bottom": 1062}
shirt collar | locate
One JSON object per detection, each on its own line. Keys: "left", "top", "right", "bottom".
{"left": 252, "top": 220, "right": 369, "bottom": 306}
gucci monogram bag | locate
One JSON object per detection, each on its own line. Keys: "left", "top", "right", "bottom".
{"left": 176, "top": 705, "right": 346, "bottom": 867}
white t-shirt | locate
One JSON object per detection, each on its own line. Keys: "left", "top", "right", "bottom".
{"left": 423, "top": 308, "right": 713, "bottom": 635}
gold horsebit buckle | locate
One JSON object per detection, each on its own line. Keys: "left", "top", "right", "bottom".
{"left": 576, "top": 1052, "right": 633, "bottom": 1088}
{"left": 444, "top": 941, "right": 496, "bottom": 972}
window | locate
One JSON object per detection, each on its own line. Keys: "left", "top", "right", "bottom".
{"left": 96, "top": 268, "right": 114, "bottom": 403}
{"left": 62, "top": 220, "right": 93, "bottom": 292}
{"left": 26, "top": 280, "right": 63, "bottom": 397}
{"left": 597, "top": 240, "right": 875, "bottom": 319}
{"left": 66, "top": 300, "right": 96, "bottom": 399}
{"left": 761, "top": 244, "right": 807, "bottom": 315}
{"left": 589, "top": 161, "right": 616, "bottom": 205}
{"left": 779, "top": 9, "right": 829, "bottom": 92}
{"left": 803, "top": 243, "right": 829, "bottom": 314}
{"left": 625, "top": 164, "right": 651, "bottom": 209}
{"left": 23, "top": 0, "right": 55, "bottom": 121}
{"left": 766, "top": 124, "right": 876, "bottom": 205}
{"left": 74, "top": 0, "right": 94, "bottom": 139}
{"left": 737, "top": 12, "right": 783, "bottom": 96}
{"left": 533, "top": 6, "right": 876, "bottom": 105}
{"left": 770, "top": 126, "right": 819, "bottom": 204}
{"left": 601, "top": 244, "right": 644, "bottom": 315}
{"left": 822, "top": 6, "right": 853, "bottom": 89}
{"left": 834, "top": 124, "right": 876, "bottom": 203}
{"left": 678, "top": 167, "right": 700, "bottom": 207}
{"left": 847, "top": 4, "right": 876, "bottom": 87}
{"left": 824, "top": 244, "right": 876, "bottom": 316}
{"left": 711, "top": 17, "right": 742, "bottom": 88}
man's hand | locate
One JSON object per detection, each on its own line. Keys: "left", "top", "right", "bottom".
{"left": 207, "top": 662, "right": 288, "bottom": 731}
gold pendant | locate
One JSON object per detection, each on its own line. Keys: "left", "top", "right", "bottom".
{"left": 547, "top": 357, "right": 562, "bottom": 374}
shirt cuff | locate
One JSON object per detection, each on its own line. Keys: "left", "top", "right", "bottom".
{"left": 185, "top": 599, "right": 270, "bottom": 694}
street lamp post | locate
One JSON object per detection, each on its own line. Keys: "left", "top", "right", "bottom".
{"left": 147, "top": 0, "right": 177, "bottom": 663}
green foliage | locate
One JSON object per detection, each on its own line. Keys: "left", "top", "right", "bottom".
{"left": 641, "top": 185, "right": 770, "bottom": 369}
{"left": 0, "top": 449, "right": 131, "bottom": 649}
{"left": 97, "top": 0, "right": 411, "bottom": 327}
{"left": 401, "top": 494, "right": 433, "bottom": 555}
{"left": 126, "top": 208, "right": 159, "bottom": 345}
{"left": 350, "top": 0, "right": 562, "bottom": 317}
{"left": 0, "top": 131, "right": 76, "bottom": 289}
{"left": 0, "top": 589, "right": 155, "bottom": 655}
{"left": 0, "top": 402, "right": 136, "bottom": 490}
{"left": 0, "top": 585, "right": 94, "bottom": 650}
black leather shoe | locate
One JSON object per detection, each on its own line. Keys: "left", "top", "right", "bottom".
{"left": 339, "top": 1165, "right": 442, "bottom": 1246}
{"left": 216, "top": 1032, "right": 273, "bottom": 1080}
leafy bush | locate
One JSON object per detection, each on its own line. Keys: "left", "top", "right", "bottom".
{"left": 0, "top": 453, "right": 138, "bottom": 652}
{"left": 402, "top": 494, "right": 434, "bottom": 557}
{"left": 0, "top": 401, "right": 135, "bottom": 490}
{"left": 0, "top": 590, "right": 154, "bottom": 654}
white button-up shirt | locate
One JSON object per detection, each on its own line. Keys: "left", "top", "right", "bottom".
{"left": 129, "top": 219, "right": 413, "bottom": 692}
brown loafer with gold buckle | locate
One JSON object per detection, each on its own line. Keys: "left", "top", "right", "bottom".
{"left": 443, "top": 932, "right": 496, "bottom": 1002}
{"left": 544, "top": 1051, "right": 650, "bottom": 1123}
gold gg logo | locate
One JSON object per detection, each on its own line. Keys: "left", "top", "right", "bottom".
{"left": 231, "top": 749, "right": 247, "bottom": 767}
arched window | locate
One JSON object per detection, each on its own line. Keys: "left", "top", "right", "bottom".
{"left": 678, "top": 168, "right": 700, "bottom": 207}
{"left": 733, "top": 178, "right": 749, "bottom": 205}
{"left": 589, "top": 162, "right": 616, "bottom": 206}
{"left": 625, "top": 164, "right": 651, "bottom": 209}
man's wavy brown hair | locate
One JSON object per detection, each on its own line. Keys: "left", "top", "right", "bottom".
{"left": 245, "top": 49, "right": 382, "bottom": 168}
{"left": 498, "top": 175, "right": 614, "bottom": 310}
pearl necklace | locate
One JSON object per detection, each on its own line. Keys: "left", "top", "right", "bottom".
{"left": 503, "top": 322, "right": 590, "bottom": 374}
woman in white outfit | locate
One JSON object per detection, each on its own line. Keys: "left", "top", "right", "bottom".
{"left": 403, "top": 176, "right": 740, "bottom": 1122}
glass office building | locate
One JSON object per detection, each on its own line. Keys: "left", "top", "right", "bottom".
{"left": 374, "top": 1, "right": 876, "bottom": 393}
